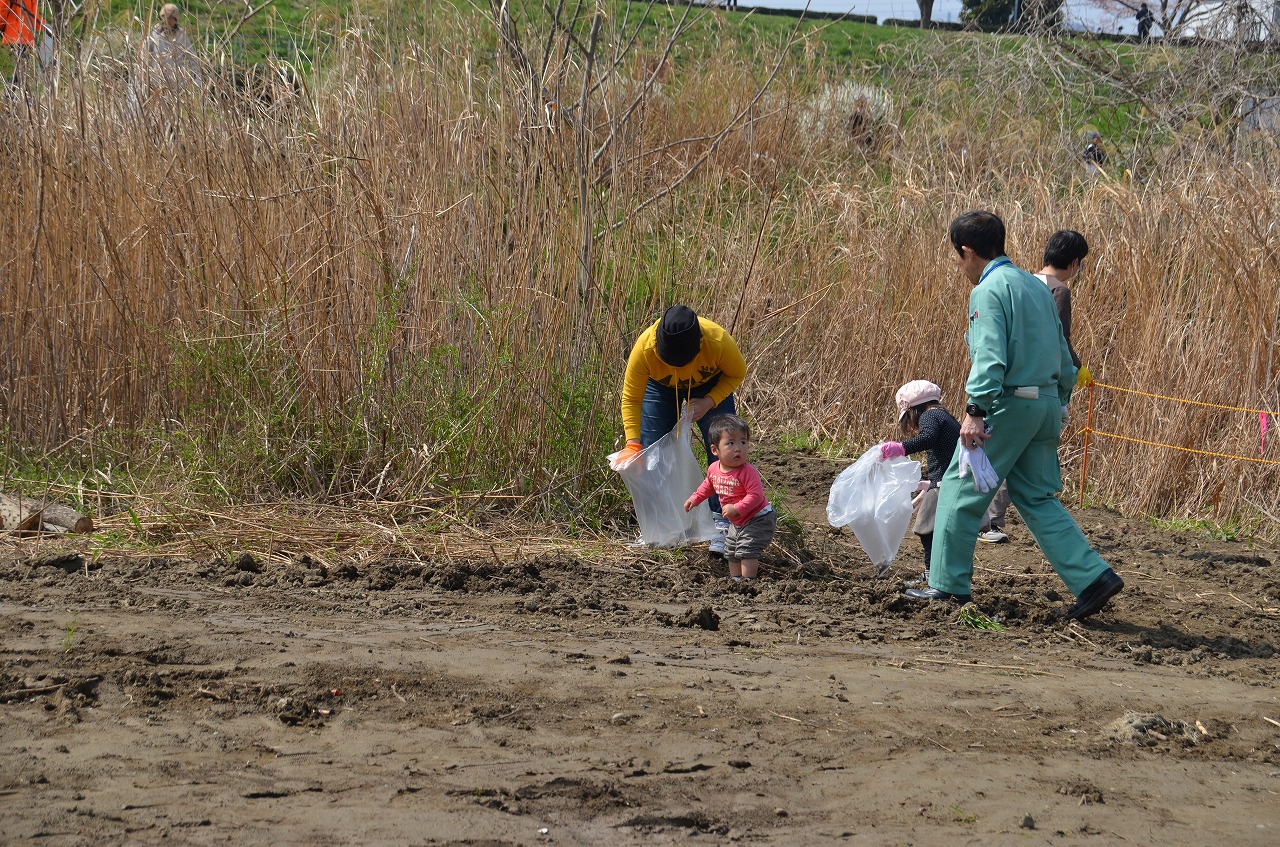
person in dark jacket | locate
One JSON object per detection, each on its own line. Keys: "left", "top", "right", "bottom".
{"left": 1083, "top": 130, "right": 1105, "bottom": 176}
{"left": 878, "top": 380, "right": 961, "bottom": 585}
{"left": 1136, "top": 4, "right": 1154, "bottom": 39}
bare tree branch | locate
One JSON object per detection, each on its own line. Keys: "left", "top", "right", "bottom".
{"left": 217, "top": 0, "right": 276, "bottom": 59}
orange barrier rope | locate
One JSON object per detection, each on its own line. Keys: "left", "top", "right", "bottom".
{"left": 1085, "top": 429, "right": 1280, "bottom": 467}
{"left": 1079, "top": 380, "right": 1096, "bottom": 508}
{"left": 1077, "top": 380, "right": 1280, "bottom": 508}
{"left": 1092, "top": 381, "right": 1279, "bottom": 417}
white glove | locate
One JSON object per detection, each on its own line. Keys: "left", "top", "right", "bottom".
{"left": 974, "top": 448, "right": 1000, "bottom": 492}
{"left": 957, "top": 444, "right": 977, "bottom": 489}
{"left": 957, "top": 444, "right": 1000, "bottom": 493}
{"left": 1061, "top": 405, "right": 1070, "bottom": 428}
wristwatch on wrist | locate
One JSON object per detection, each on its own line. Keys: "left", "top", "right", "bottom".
{"left": 965, "top": 403, "right": 987, "bottom": 418}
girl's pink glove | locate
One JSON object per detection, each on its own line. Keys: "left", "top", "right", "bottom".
{"left": 880, "top": 442, "right": 906, "bottom": 460}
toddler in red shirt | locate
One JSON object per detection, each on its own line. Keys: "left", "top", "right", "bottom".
{"left": 684, "top": 414, "right": 776, "bottom": 581}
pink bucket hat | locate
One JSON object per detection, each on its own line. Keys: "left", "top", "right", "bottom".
{"left": 895, "top": 380, "right": 943, "bottom": 422}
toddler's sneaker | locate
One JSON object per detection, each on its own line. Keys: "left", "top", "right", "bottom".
{"left": 978, "top": 528, "right": 1009, "bottom": 543}
{"left": 709, "top": 514, "right": 730, "bottom": 555}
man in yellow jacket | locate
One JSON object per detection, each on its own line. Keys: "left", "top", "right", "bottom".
{"left": 617, "top": 306, "right": 747, "bottom": 554}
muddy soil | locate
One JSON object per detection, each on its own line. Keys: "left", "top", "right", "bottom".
{"left": 2, "top": 448, "right": 1279, "bottom": 846}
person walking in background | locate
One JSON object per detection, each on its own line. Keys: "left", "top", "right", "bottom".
{"left": 1035, "top": 229, "right": 1087, "bottom": 377}
{"left": 979, "top": 228, "right": 1093, "bottom": 544}
{"left": 685, "top": 414, "right": 775, "bottom": 582}
{"left": 905, "top": 211, "right": 1123, "bottom": 622}
{"left": 1136, "top": 3, "right": 1154, "bottom": 39}
{"left": 618, "top": 305, "right": 747, "bottom": 556}
{"left": 1082, "top": 130, "right": 1105, "bottom": 176}
{"left": 879, "top": 381, "right": 961, "bottom": 587}
{"left": 141, "top": 4, "right": 201, "bottom": 90}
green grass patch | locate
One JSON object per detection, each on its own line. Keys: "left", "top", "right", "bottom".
{"left": 958, "top": 603, "right": 1007, "bottom": 631}
{"left": 1148, "top": 516, "right": 1241, "bottom": 542}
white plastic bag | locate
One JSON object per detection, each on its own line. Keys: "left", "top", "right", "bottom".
{"left": 608, "top": 407, "right": 717, "bottom": 548}
{"left": 826, "top": 446, "right": 921, "bottom": 573}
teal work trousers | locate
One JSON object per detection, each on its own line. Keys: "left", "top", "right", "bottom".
{"left": 930, "top": 392, "right": 1110, "bottom": 598}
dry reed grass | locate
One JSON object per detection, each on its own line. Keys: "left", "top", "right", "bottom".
{"left": 3, "top": 10, "right": 1280, "bottom": 537}
{"left": 0, "top": 497, "right": 644, "bottom": 576}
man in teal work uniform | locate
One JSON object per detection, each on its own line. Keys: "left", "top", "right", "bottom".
{"left": 905, "top": 211, "right": 1123, "bottom": 621}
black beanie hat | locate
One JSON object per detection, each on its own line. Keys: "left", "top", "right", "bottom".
{"left": 655, "top": 305, "right": 702, "bottom": 367}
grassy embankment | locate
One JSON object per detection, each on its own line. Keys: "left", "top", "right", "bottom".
{"left": 4, "top": 1, "right": 1280, "bottom": 545}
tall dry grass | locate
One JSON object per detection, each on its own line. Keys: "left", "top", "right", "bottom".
{"left": 3, "top": 9, "right": 1280, "bottom": 534}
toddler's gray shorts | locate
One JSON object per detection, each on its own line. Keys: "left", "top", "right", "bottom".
{"left": 726, "top": 509, "right": 777, "bottom": 560}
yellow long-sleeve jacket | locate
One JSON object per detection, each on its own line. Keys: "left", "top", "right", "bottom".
{"left": 620, "top": 317, "right": 747, "bottom": 442}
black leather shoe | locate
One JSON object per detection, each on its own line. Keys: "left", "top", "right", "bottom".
{"left": 1066, "top": 568, "right": 1124, "bottom": 620}
{"left": 904, "top": 587, "right": 972, "bottom": 603}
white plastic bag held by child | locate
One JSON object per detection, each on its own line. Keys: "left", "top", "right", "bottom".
{"left": 609, "top": 406, "right": 718, "bottom": 548}
{"left": 827, "top": 446, "right": 921, "bottom": 574}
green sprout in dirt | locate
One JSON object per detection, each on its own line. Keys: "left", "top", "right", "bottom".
{"left": 62, "top": 614, "right": 79, "bottom": 654}
{"left": 957, "top": 603, "right": 1005, "bottom": 631}
{"left": 949, "top": 804, "right": 978, "bottom": 823}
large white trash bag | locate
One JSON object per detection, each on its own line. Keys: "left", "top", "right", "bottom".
{"left": 608, "top": 408, "right": 718, "bottom": 548}
{"left": 826, "top": 446, "right": 921, "bottom": 573}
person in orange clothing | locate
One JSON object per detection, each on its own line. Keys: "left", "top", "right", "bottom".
{"left": 2, "top": 0, "right": 42, "bottom": 88}
{"left": 1, "top": 0, "right": 41, "bottom": 47}
{"left": 617, "top": 305, "right": 747, "bottom": 555}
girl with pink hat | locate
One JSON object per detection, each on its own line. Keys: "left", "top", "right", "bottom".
{"left": 879, "top": 380, "right": 960, "bottom": 585}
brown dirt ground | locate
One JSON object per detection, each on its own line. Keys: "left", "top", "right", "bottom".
{"left": 2, "top": 447, "right": 1279, "bottom": 846}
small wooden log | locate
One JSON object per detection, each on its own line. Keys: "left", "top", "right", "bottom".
{"left": 0, "top": 493, "right": 92, "bottom": 534}
{"left": 0, "top": 493, "right": 43, "bottom": 533}
{"left": 38, "top": 503, "right": 94, "bottom": 534}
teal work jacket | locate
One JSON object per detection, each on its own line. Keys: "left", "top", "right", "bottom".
{"left": 964, "top": 258, "right": 1077, "bottom": 412}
